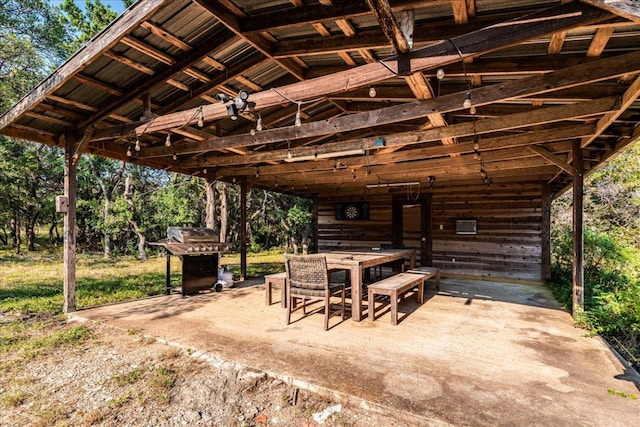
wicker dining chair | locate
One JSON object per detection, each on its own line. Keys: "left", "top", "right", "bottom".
{"left": 284, "top": 254, "right": 346, "bottom": 330}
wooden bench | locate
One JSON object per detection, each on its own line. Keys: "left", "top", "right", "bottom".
{"left": 405, "top": 267, "right": 440, "bottom": 292}
{"left": 264, "top": 272, "right": 287, "bottom": 307}
{"left": 367, "top": 272, "right": 425, "bottom": 325}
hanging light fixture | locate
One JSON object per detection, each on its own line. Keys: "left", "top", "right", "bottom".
{"left": 165, "top": 133, "right": 171, "bottom": 147}
{"left": 134, "top": 137, "right": 141, "bottom": 151}
{"left": 368, "top": 86, "right": 377, "bottom": 97}
{"left": 172, "top": 152, "right": 177, "bottom": 161}
{"left": 197, "top": 107, "right": 204, "bottom": 127}
{"left": 294, "top": 102, "right": 302, "bottom": 126}
{"left": 463, "top": 92, "right": 472, "bottom": 109}
{"left": 256, "top": 113, "right": 263, "bottom": 131}
{"left": 436, "top": 68, "right": 445, "bottom": 80}
{"left": 126, "top": 145, "right": 132, "bottom": 157}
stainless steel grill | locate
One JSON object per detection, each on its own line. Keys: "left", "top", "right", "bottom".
{"left": 151, "top": 227, "right": 230, "bottom": 296}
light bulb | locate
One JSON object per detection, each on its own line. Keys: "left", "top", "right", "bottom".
{"left": 255, "top": 169, "right": 259, "bottom": 178}
{"left": 463, "top": 92, "right": 472, "bottom": 109}
{"left": 436, "top": 68, "right": 445, "bottom": 80}
{"left": 250, "top": 128, "right": 256, "bottom": 136}
{"left": 256, "top": 115, "right": 263, "bottom": 131}
{"left": 203, "top": 168, "right": 207, "bottom": 174}
{"left": 287, "top": 150, "right": 292, "bottom": 159}
{"left": 172, "top": 153, "right": 177, "bottom": 161}
{"left": 294, "top": 112, "right": 301, "bottom": 127}
{"left": 368, "top": 86, "right": 376, "bottom": 97}
{"left": 135, "top": 138, "right": 141, "bottom": 151}
{"left": 473, "top": 141, "right": 479, "bottom": 151}
{"left": 469, "top": 105, "right": 477, "bottom": 115}
{"left": 126, "top": 146, "right": 132, "bottom": 157}
{"left": 165, "top": 134, "right": 171, "bottom": 147}
{"left": 197, "top": 109, "right": 204, "bottom": 127}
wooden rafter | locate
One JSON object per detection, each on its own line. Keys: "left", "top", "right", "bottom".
{"left": 113, "top": 1, "right": 609, "bottom": 139}
{"left": 193, "top": 0, "right": 305, "bottom": 81}
{"left": 528, "top": 145, "right": 575, "bottom": 175}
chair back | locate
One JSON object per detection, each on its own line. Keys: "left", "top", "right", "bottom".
{"left": 284, "top": 254, "right": 329, "bottom": 293}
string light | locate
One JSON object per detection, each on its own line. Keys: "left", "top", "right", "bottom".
{"left": 203, "top": 168, "right": 207, "bottom": 174}
{"left": 255, "top": 167, "right": 259, "bottom": 178}
{"left": 463, "top": 92, "right": 472, "bottom": 109}
{"left": 165, "top": 133, "right": 171, "bottom": 147}
{"left": 294, "top": 102, "right": 302, "bottom": 126}
{"left": 197, "top": 107, "right": 204, "bottom": 127}
{"left": 172, "top": 152, "right": 177, "bottom": 161}
{"left": 126, "top": 145, "right": 132, "bottom": 157}
{"left": 250, "top": 128, "right": 256, "bottom": 136}
{"left": 368, "top": 86, "right": 377, "bottom": 97}
{"left": 469, "top": 105, "right": 477, "bottom": 115}
{"left": 256, "top": 113, "right": 263, "bottom": 131}
{"left": 134, "top": 137, "right": 141, "bottom": 152}
{"left": 436, "top": 68, "right": 445, "bottom": 80}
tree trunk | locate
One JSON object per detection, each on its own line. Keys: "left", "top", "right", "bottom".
{"left": 11, "top": 212, "right": 20, "bottom": 254}
{"left": 103, "top": 198, "right": 111, "bottom": 258}
{"left": 219, "top": 182, "right": 228, "bottom": 243}
{"left": 205, "top": 179, "right": 217, "bottom": 232}
{"left": 124, "top": 176, "right": 148, "bottom": 261}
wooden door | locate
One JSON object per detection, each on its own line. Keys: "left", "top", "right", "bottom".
{"left": 392, "top": 195, "right": 432, "bottom": 266}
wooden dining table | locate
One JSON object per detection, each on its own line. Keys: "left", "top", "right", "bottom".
{"left": 321, "top": 248, "right": 416, "bottom": 321}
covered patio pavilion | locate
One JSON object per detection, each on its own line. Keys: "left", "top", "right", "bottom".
{"left": 2, "top": 0, "right": 640, "bottom": 315}
{"left": 2, "top": 1, "right": 640, "bottom": 423}
{"left": 72, "top": 277, "right": 640, "bottom": 425}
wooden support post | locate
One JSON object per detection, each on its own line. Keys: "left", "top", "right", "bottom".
{"left": 312, "top": 196, "right": 319, "bottom": 253}
{"left": 63, "top": 132, "right": 78, "bottom": 313}
{"left": 240, "top": 178, "right": 248, "bottom": 281}
{"left": 572, "top": 140, "right": 584, "bottom": 317}
{"left": 541, "top": 183, "right": 552, "bottom": 281}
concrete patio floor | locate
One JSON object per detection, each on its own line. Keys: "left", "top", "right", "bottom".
{"left": 74, "top": 278, "right": 639, "bottom": 426}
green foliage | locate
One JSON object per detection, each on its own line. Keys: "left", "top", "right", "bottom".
{"left": 550, "top": 226, "right": 640, "bottom": 366}
{"left": 59, "top": 0, "right": 118, "bottom": 55}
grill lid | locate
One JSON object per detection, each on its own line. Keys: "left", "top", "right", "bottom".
{"left": 167, "top": 227, "right": 219, "bottom": 243}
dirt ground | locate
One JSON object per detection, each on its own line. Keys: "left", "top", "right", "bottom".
{"left": 0, "top": 317, "right": 403, "bottom": 427}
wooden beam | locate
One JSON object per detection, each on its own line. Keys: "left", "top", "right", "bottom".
{"left": 581, "top": 74, "right": 640, "bottom": 147}
{"left": 46, "top": 95, "right": 98, "bottom": 112}
{"left": 72, "top": 74, "right": 123, "bottom": 96}
{"left": 0, "top": 125, "right": 59, "bottom": 146}
{"left": 572, "top": 139, "right": 584, "bottom": 317}
{"left": 125, "top": 2, "right": 610, "bottom": 137}
{"left": 23, "top": 111, "right": 74, "bottom": 127}
{"left": 193, "top": 0, "right": 305, "bottom": 81}
{"left": 548, "top": 31, "right": 567, "bottom": 54}
{"left": 103, "top": 50, "right": 155, "bottom": 75}
{"left": 243, "top": 0, "right": 450, "bottom": 34}
{"left": 240, "top": 178, "right": 248, "bottom": 280}
{"left": 140, "top": 21, "right": 192, "bottom": 51}
{"left": 120, "top": 35, "right": 175, "bottom": 65}
{"left": 586, "top": 27, "right": 614, "bottom": 56}
{"left": 144, "top": 44, "right": 639, "bottom": 157}
{"left": 452, "top": 0, "right": 469, "bottom": 24}
{"left": 541, "top": 182, "right": 551, "bottom": 281}
{"left": 528, "top": 145, "right": 575, "bottom": 175}
{"left": 581, "top": 0, "right": 640, "bottom": 22}
{"left": 76, "top": 27, "right": 238, "bottom": 129}
{"left": 63, "top": 132, "right": 78, "bottom": 313}
{"left": 365, "top": 0, "right": 412, "bottom": 53}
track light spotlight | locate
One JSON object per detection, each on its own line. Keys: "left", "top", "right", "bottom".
{"left": 226, "top": 103, "right": 238, "bottom": 120}
{"left": 215, "top": 93, "right": 232, "bottom": 103}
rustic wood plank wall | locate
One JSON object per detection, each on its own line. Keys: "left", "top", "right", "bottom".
{"left": 317, "top": 181, "right": 544, "bottom": 282}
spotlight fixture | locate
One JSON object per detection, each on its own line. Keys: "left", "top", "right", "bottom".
{"left": 165, "top": 133, "right": 171, "bottom": 147}
{"left": 368, "top": 86, "right": 377, "bottom": 97}
{"left": 234, "top": 90, "right": 249, "bottom": 111}
{"left": 215, "top": 93, "right": 232, "bottom": 103}
{"left": 463, "top": 92, "right": 472, "bottom": 109}
{"left": 436, "top": 68, "right": 445, "bottom": 80}
{"left": 226, "top": 103, "right": 238, "bottom": 120}
{"left": 256, "top": 113, "right": 263, "bottom": 131}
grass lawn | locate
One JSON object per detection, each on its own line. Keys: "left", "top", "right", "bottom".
{"left": 0, "top": 247, "right": 285, "bottom": 315}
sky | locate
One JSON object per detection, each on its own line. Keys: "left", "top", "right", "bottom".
{"left": 49, "top": 0, "right": 127, "bottom": 15}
